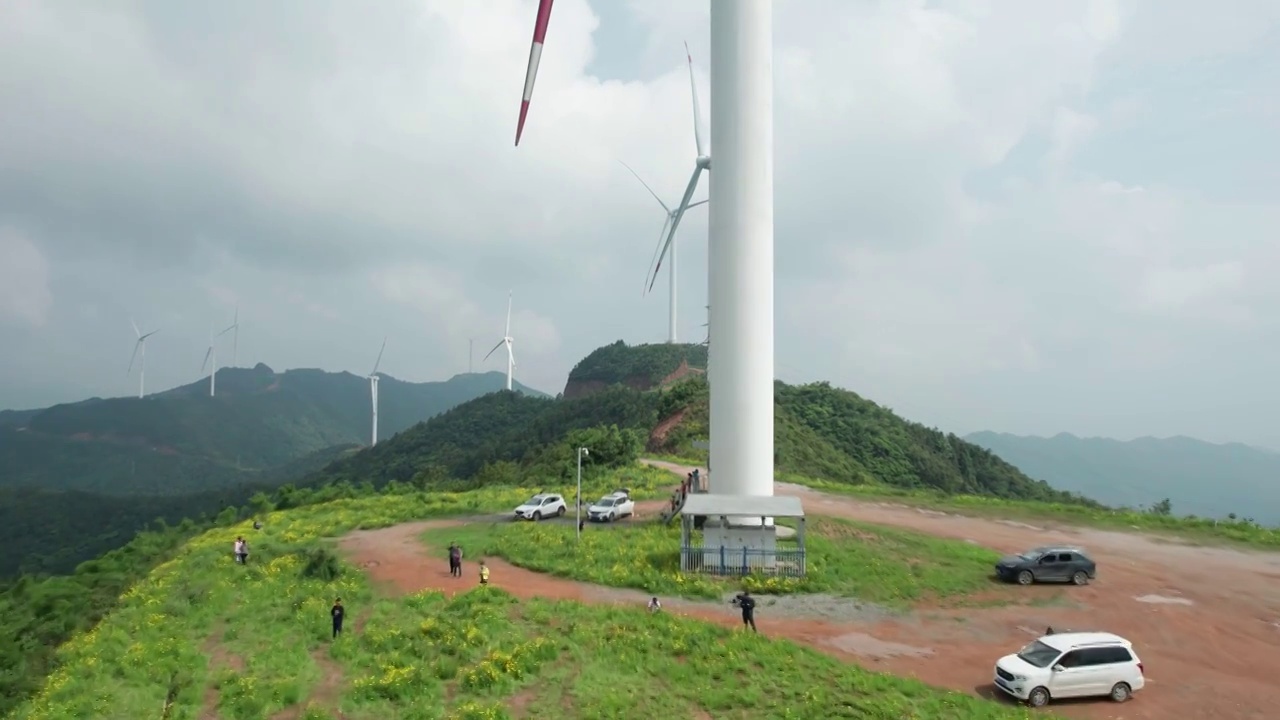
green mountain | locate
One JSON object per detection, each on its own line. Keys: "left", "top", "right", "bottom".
{"left": 965, "top": 431, "right": 1280, "bottom": 524}
{"left": 1, "top": 364, "right": 548, "bottom": 496}
{"left": 0, "top": 367, "right": 547, "bottom": 577}
{"left": 317, "top": 342, "right": 1080, "bottom": 506}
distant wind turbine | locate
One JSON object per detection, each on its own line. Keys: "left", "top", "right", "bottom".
{"left": 200, "top": 311, "right": 238, "bottom": 398}
{"left": 200, "top": 326, "right": 218, "bottom": 397}
{"left": 621, "top": 159, "right": 707, "bottom": 344}
{"left": 483, "top": 292, "right": 516, "bottom": 391}
{"left": 647, "top": 43, "right": 711, "bottom": 301}
{"left": 127, "top": 319, "right": 160, "bottom": 399}
{"left": 368, "top": 338, "right": 386, "bottom": 446}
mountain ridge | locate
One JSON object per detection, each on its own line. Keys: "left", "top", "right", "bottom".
{"left": 965, "top": 430, "right": 1280, "bottom": 524}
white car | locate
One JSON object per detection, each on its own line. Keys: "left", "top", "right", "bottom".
{"left": 513, "top": 493, "right": 567, "bottom": 521}
{"left": 993, "top": 631, "right": 1145, "bottom": 708}
{"left": 587, "top": 491, "right": 635, "bottom": 523}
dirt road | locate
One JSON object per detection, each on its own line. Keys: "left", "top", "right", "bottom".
{"left": 337, "top": 462, "right": 1280, "bottom": 719}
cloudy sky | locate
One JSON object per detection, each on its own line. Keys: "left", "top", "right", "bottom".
{"left": 1, "top": 0, "right": 1278, "bottom": 446}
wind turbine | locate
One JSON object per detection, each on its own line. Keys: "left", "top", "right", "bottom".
{"left": 646, "top": 43, "right": 711, "bottom": 302}
{"left": 482, "top": 292, "right": 516, "bottom": 391}
{"left": 200, "top": 326, "right": 218, "bottom": 397}
{"left": 620, "top": 159, "right": 707, "bottom": 344}
{"left": 127, "top": 319, "right": 160, "bottom": 399}
{"left": 368, "top": 338, "right": 386, "bottom": 446}
{"left": 515, "top": 2, "right": 778, "bottom": 516}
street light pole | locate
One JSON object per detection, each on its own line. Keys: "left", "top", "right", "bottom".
{"left": 576, "top": 447, "right": 589, "bottom": 541}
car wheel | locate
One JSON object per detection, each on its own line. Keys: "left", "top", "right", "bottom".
{"left": 1017, "top": 570, "right": 1034, "bottom": 585}
{"left": 1071, "top": 570, "right": 1089, "bottom": 586}
{"left": 557, "top": 505, "right": 566, "bottom": 516}
{"left": 1109, "top": 682, "right": 1131, "bottom": 702}
{"left": 609, "top": 512, "right": 616, "bottom": 522}
{"left": 532, "top": 511, "right": 542, "bottom": 521}
{"left": 1027, "top": 687, "right": 1050, "bottom": 708}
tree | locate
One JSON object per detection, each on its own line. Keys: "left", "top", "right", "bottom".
{"left": 1149, "top": 498, "right": 1173, "bottom": 516}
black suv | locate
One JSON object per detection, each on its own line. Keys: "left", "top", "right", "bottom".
{"left": 995, "top": 546, "right": 1097, "bottom": 586}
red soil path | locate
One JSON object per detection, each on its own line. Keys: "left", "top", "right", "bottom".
{"left": 336, "top": 461, "right": 1280, "bottom": 720}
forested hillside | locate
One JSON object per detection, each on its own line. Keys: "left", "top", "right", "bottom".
{"left": 313, "top": 371, "right": 1084, "bottom": 505}
{"left": 563, "top": 341, "right": 706, "bottom": 397}
{"left": 0, "top": 367, "right": 547, "bottom": 577}
{"left": 2, "top": 366, "right": 545, "bottom": 496}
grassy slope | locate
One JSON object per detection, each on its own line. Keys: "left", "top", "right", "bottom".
{"left": 8, "top": 481, "right": 1042, "bottom": 720}
{"left": 424, "top": 517, "right": 1005, "bottom": 608}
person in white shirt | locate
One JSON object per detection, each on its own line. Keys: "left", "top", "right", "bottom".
{"left": 648, "top": 597, "right": 662, "bottom": 613}
{"left": 234, "top": 537, "right": 246, "bottom": 564}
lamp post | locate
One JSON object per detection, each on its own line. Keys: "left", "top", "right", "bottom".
{"left": 576, "top": 447, "right": 589, "bottom": 541}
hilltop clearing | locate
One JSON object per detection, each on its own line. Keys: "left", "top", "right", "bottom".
{"left": 6, "top": 470, "right": 1045, "bottom": 720}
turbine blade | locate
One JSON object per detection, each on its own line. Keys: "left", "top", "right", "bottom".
{"left": 140, "top": 329, "right": 160, "bottom": 341}
{"left": 648, "top": 166, "right": 703, "bottom": 293}
{"left": 505, "top": 291, "right": 512, "bottom": 337}
{"left": 643, "top": 214, "right": 673, "bottom": 296}
{"left": 482, "top": 339, "right": 505, "bottom": 362}
{"left": 685, "top": 41, "right": 706, "bottom": 158}
{"left": 200, "top": 346, "right": 212, "bottom": 373}
{"left": 516, "top": 0, "right": 555, "bottom": 146}
{"left": 687, "top": 199, "right": 709, "bottom": 209}
{"left": 507, "top": 341, "right": 516, "bottom": 370}
{"left": 127, "top": 340, "right": 141, "bottom": 374}
{"left": 371, "top": 337, "right": 386, "bottom": 375}
{"left": 130, "top": 318, "right": 141, "bottom": 338}
{"left": 617, "top": 160, "right": 670, "bottom": 213}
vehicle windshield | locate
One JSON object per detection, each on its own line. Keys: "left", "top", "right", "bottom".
{"left": 1016, "top": 640, "right": 1062, "bottom": 668}
{"left": 1018, "top": 549, "right": 1045, "bottom": 561}
{"left": 524, "top": 495, "right": 547, "bottom": 505}
{"left": 596, "top": 498, "right": 615, "bottom": 506}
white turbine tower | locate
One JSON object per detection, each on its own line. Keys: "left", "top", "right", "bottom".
{"left": 517, "top": 1, "right": 778, "bottom": 522}
{"left": 368, "top": 338, "right": 386, "bottom": 446}
{"left": 127, "top": 319, "right": 160, "bottom": 399}
{"left": 483, "top": 291, "right": 516, "bottom": 391}
{"left": 620, "top": 159, "right": 707, "bottom": 345}
{"left": 646, "top": 42, "right": 711, "bottom": 316}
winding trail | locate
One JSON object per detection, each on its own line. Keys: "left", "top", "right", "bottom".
{"left": 334, "top": 461, "right": 1280, "bottom": 720}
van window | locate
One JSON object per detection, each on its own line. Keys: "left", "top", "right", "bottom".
{"left": 1057, "top": 650, "right": 1084, "bottom": 668}
{"left": 1058, "top": 552, "right": 1075, "bottom": 562}
{"left": 1076, "top": 646, "right": 1132, "bottom": 666}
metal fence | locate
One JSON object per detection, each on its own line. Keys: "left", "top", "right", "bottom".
{"left": 680, "top": 545, "right": 806, "bottom": 578}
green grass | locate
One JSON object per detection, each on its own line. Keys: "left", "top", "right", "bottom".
{"left": 8, "top": 483, "right": 1048, "bottom": 720}
{"left": 423, "top": 516, "right": 1006, "bottom": 608}
{"left": 775, "top": 472, "right": 1280, "bottom": 549}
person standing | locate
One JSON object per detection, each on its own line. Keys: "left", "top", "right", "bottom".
{"left": 648, "top": 597, "right": 662, "bottom": 613}
{"left": 734, "top": 590, "right": 757, "bottom": 632}
{"left": 449, "top": 542, "right": 463, "bottom": 578}
{"left": 331, "top": 598, "right": 345, "bottom": 638}
{"left": 478, "top": 560, "right": 490, "bottom": 585}
{"left": 233, "top": 537, "right": 245, "bottom": 564}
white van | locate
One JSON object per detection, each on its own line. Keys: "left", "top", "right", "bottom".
{"left": 993, "top": 631, "right": 1145, "bottom": 707}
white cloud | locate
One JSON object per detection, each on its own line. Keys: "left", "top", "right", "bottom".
{"left": 0, "top": 227, "right": 52, "bottom": 327}
{"left": 0, "top": 0, "right": 1277, "bottom": 445}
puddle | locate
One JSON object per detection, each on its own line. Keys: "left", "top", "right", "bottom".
{"left": 826, "top": 632, "right": 934, "bottom": 659}
{"left": 1134, "top": 594, "right": 1194, "bottom": 606}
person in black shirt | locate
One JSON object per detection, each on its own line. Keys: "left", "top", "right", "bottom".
{"left": 734, "top": 590, "right": 757, "bottom": 632}
{"left": 448, "top": 542, "right": 463, "bottom": 577}
{"left": 331, "top": 598, "right": 345, "bottom": 638}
